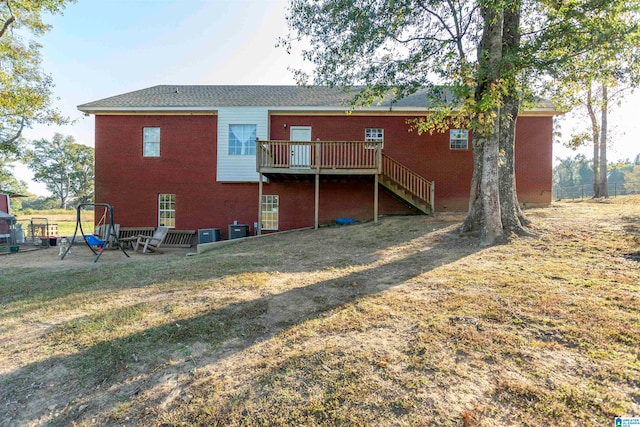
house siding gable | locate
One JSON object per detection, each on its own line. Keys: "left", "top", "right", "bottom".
{"left": 217, "top": 107, "right": 268, "bottom": 182}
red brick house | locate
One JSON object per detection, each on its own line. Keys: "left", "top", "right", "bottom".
{"left": 78, "top": 85, "right": 555, "bottom": 240}
{"left": 0, "top": 193, "right": 13, "bottom": 241}
{"left": 0, "top": 193, "right": 9, "bottom": 215}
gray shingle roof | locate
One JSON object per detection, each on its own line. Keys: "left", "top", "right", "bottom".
{"left": 78, "top": 85, "right": 555, "bottom": 112}
{"left": 78, "top": 85, "right": 368, "bottom": 110}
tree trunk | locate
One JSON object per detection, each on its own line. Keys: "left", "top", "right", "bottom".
{"left": 586, "top": 83, "right": 601, "bottom": 197}
{"left": 480, "top": 128, "right": 503, "bottom": 245}
{"left": 599, "top": 82, "right": 608, "bottom": 197}
{"left": 461, "top": 137, "right": 484, "bottom": 233}
{"left": 499, "top": 96, "right": 529, "bottom": 232}
{"left": 461, "top": 5, "right": 504, "bottom": 245}
{"left": 498, "top": 1, "right": 529, "bottom": 234}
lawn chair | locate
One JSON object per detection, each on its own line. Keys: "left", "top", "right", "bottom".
{"left": 131, "top": 226, "right": 170, "bottom": 253}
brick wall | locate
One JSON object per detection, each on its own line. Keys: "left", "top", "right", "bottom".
{"left": 94, "top": 112, "right": 552, "bottom": 236}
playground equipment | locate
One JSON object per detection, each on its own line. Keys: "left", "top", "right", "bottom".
{"left": 61, "top": 203, "right": 130, "bottom": 263}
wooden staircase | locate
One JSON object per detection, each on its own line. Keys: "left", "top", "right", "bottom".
{"left": 380, "top": 154, "right": 434, "bottom": 214}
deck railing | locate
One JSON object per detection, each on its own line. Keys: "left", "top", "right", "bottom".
{"left": 256, "top": 140, "right": 434, "bottom": 213}
{"left": 381, "top": 154, "right": 435, "bottom": 211}
{"left": 257, "top": 140, "right": 382, "bottom": 172}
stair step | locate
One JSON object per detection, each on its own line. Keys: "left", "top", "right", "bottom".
{"left": 379, "top": 179, "right": 431, "bottom": 214}
{"left": 379, "top": 156, "right": 432, "bottom": 214}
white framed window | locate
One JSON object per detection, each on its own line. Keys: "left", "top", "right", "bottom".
{"left": 143, "top": 127, "right": 160, "bottom": 157}
{"left": 158, "top": 193, "right": 175, "bottom": 228}
{"left": 229, "top": 124, "right": 257, "bottom": 155}
{"left": 261, "top": 195, "right": 279, "bottom": 231}
{"left": 365, "top": 128, "right": 384, "bottom": 149}
{"left": 450, "top": 129, "right": 469, "bottom": 150}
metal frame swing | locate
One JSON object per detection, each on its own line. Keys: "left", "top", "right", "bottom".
{"left": 61, "top": 203, "right": 130, "bottom": 263}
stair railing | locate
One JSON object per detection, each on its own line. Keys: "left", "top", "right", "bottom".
{"left": 381, "top": 154, "right": 435, "bottom": 212}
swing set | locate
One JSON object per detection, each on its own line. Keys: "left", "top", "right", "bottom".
{"left": 61, "top": 203, "right": 130, "bottom": 263}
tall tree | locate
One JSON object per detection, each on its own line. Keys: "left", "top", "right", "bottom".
{"left": 0, "top": 0, "right": 71, "bottom": 155}
{"left": 465, "top": 2, "right": 506, "bottom": 244}
{"left": 282, "top": 0, "right": 514, "bottom": 245}
{"left": 542, "top": 0, "right": 640, "bottom": 198}
{"left": 25, "top": 133, "right": 94, "bottom": 209}
{"left": 283, "top": 0, "right": 638, "bottom": 245}
{"left": 68, "top": 141, "right": 94, "bottom": 205}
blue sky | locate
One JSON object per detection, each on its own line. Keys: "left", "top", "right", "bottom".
{"left": 18, "top": 0, "right": 307, "bottom": 194}
{"left": 14, "top": 0, "right": 640, "bottom": 195}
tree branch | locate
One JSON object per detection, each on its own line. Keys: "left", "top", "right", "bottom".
{"left": 390, "top": 34, "right": 432, "bottom": 44}
{"left": 1, "top": 116, "right": 25, "bottom": 146}
{"left": 447, "top": 0, "right": 465, "bottom": 60}
{"left": 0, "top": 0, "right": 15, "bottom": 39}
{"left": 417, "top": 1, "right": 460, "bottom": 47}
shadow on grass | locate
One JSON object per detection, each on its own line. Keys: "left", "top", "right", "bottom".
{"left": 0, "top": 220, "right": 479, "bottom": 426}
{"left": 621, "top": 214, "right": 640, "bottom": 235}
{"left": 0, "top": 219, "right": 454, "bottom": 316}
{"left": 621, "top": 215, "right": 640, "bottom": 262}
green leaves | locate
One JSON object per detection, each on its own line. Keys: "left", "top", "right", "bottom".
{"left": 25, "top": 133, "right": 94, "bottom": 208}
{"left": 0, "top": 0, "right": 72, "bottom": 153}
{"left": 283, "top": 0, "right": 483, "bottom": 108}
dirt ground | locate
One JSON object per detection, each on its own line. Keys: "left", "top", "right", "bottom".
{"left": 2, "top": 202, "right": 639, "bottom": 426}
{"left": 0, "top": 243, "right": 193, "bottom": 271}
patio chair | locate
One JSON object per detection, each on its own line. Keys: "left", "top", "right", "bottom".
{"left": 131, "top": 226, "right": 170, "bottom": 253}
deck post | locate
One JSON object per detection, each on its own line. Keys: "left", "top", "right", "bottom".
{"left": 314, "top": 173, "right": 319, "bottom": 229}
{"left": 430, "top": 181, "right": 435, "bottom": 213}
{"left": 255, "top": 138, "right": 260, "bottom": 171}
{"left": 374, "top": 173, "right": 379, "bottom": 224}
{"left": 258, "top": 173, "right": 263, "bottom": 236}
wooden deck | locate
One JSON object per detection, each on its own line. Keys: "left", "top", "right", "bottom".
{"left": 257, "top": 140, "right": 382, "bottom": 177}
{"left": 256, "top": 140, "right": 435, "bottom": 235}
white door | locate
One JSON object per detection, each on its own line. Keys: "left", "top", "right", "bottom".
{"left": 290, "top": 126, "right": 311, "bottom": 169}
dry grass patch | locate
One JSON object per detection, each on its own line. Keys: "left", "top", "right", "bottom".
{"left": 1, "top": 198, "right": 640, "bottom": 426}
{"left": 15, "top": 209, "right": 93, "bottom": 237}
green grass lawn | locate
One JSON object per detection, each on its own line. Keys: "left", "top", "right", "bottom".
{"left": 14, "top": 208, "right": 95, "bottom": 237}
{"left": 2, "top": 198, "right": 640, "bottom": 426}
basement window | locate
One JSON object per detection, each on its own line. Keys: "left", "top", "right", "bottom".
{"left": 158, "top": 193, "right": 175, "bottom": 228}
{"left": 261, "top": 195, "right": 279, "bottom": 231}
{"left": 450, "top": 129, "right": 469, "bottom": 150}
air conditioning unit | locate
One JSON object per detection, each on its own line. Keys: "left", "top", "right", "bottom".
{"left": 228, "top": 224, "right": 249, "bottom": 240}
{"left": 198, "top": 228, "right": 221, "bottom": 244}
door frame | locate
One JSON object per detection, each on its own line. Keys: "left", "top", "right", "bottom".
{"left": 289, "top": 126, "right": 312, "bottom": 169}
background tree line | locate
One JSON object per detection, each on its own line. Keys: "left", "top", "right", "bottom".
{"left": 553, "top": 153, "right": 640, "bottom": 199}
{"left": 0, "top": 133, "right": 94, "bottom": 210}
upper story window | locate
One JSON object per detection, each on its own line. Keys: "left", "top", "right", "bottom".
{"left": 365, "top": 128, "right": 384, "bottom": 149}
{"left": 450, "top": 129, "right": 469, "bottom": 150}
{"left": 143, "top": 127, "right": 160, "bottom": 157}
{"left": 229, "top": 124, "right": 256, "bottom": 155}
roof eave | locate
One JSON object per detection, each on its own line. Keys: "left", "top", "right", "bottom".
{"left": 78, "top": 105, "right": 562, "bottom": 116}
{"left": 77, "top": 106, "right": 219, "bottom": 115}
